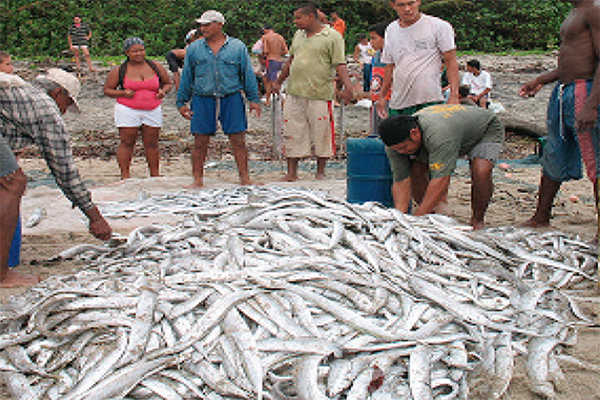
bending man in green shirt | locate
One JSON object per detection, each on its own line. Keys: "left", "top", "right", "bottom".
{"left": 378, "top": 104, "right": 504, "bottom": 230}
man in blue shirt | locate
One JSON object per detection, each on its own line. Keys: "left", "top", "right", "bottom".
{"left": 177, "top": 10, "right": 261, "bottom": 188}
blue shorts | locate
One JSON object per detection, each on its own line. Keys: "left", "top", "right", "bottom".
{"left": 542, "top": 80, "right": 600, "bottom": 183}
{"left": 190, "top": 92, "right": 248, "bottom": 135}
{"left": 265, "top": 60, "right": 284, "bottom": 82}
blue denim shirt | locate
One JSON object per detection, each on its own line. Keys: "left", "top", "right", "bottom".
{"left": 176, "top": 36, "right": 260, "bottom": 107}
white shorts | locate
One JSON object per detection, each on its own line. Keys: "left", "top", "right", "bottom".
{"left": 72, "top": 45, "right": 89, "bottom": 50}
{"left": 114, "top": 103, "right": 162, "bottom": 128}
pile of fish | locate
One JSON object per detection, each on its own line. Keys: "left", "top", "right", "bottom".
{"left": 1, "top": 186, "right": 598, "bottom": 399}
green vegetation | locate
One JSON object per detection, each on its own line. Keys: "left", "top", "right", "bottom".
{"left": 0, "top": 0, "right": 572, "bottom": 57}
{"left": 424, "top": 0, "right": 571, "bottom": 52}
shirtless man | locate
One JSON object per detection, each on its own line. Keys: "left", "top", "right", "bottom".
{"left": 261, "top": 24, "right": 288, "bottom": 106}
{"left": 519, "top": 0, "right": 599, "bottom": 239}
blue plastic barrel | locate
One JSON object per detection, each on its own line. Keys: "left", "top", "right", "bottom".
{"left": 8, "top": 216, "right": 21, "bottom": 267}
{"left": 346, "top": 137, "right": 393, "bottom": 207}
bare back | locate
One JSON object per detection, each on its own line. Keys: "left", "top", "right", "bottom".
{"left": 262, "top": 32, "right": 288, "bottom": 61}
{"left": 557, "top": 1, "right": 600, "bottom": 82}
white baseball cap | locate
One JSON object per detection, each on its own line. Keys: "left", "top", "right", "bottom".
{"left": 196, "top": 10, "right": 225, "bottom": 25}
{"left": 185, "top": 29, "right": 198, "bottom": 42}
{"left": 45, "top": 68, "right": 81, "bottom": 113}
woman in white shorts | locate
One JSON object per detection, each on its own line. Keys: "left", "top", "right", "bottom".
{"left": 103, "top": 37, "right": 172, "bottom": 179}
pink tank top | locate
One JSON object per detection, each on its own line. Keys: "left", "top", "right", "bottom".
{"left": 117, "top": 75, "right": 161, "bottom": 110}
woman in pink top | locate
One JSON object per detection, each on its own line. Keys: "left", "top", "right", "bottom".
{"left": 103, "top": 37, "right": 172, "bottom": 180}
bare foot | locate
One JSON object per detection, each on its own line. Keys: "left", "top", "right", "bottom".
{"left": 470, "top": 220, "right": 485, "bottom": 231}
{"left": 435, "top": 201, "right": 450, "bottom": 216}
{"left": 0, "top": 270, "right": 41, "bottom": 288}
{"left": 520, "top": 218, "right": 552, "bottom": 228}
{"left": 186, "top": 180, "right": 204, "bottom": 189}
{"left": 280, "top": 174, "right": 298, "bottom": 182}
{"left": 315, "top": 173, "right": 326, "bottom": 181}
{"left": 239, "top": 178, "right": 263, "bottom": 186}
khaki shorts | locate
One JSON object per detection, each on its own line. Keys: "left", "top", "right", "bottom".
{"left": 283, "top": 95, "right": 335, "bottom": 158}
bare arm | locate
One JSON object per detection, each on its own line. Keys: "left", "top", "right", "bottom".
{"left": 377, "top": 63, "right": 394, "bottom": 118}
{"left": 472, "top": 87, "right": 491, "bottom": 103}
{"left": 102, "top": 67, "right": 134, "bottom": 99}
{"left": 273, "top": 55, "right": 293, "bottom": 93}
{"left": 353, "top": 45, "right": 361, "bottom": 64}
{"left": 283, "top": 40, "right": 289, "bottom": 56}
{"left": 335, "top": 64, "right": 354, "bottom": 105}
{"left": 413, "top": 175, "right": 451, "bottom": 216}
{"left": 577, "top": 8, "right": 600, "bottom": 131}
{"left": 155, "top": 63, "right": 173, "bottom": 99}
{"left": 83, "top": 206, "right": 112, "bottom": 241}
{"left": 519, "top": 69, "right": 560, "bottom": 98}
{"left": 171, "top": 49, "right": 186, "bottom": 60}
{"left": 442, "top": 49, "right": 459, "bottom": 104}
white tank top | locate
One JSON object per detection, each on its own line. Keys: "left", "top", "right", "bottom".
{"left": 357, "top": 43, "right": 373, "bottom": 64}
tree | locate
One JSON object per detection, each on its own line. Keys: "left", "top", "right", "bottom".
{"left": 0, "top": 0, "right": 571, "bottom": 57}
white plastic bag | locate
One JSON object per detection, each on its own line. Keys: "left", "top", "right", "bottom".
{"left": 354, "top": 99, "right": 372, "bottom": 109}
{"left": 489, "top": 100, "right": 506, "bottom": 114}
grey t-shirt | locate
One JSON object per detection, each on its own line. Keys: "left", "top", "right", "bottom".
{"left": 389, "top": 104, "right": 504, "bottom": 181}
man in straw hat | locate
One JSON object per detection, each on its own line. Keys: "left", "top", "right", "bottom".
{"left": 378, "top": 104, "right": 504, "bottom": 230}
{"left": 0, "top": 68, "right": 112, "bottom": 287}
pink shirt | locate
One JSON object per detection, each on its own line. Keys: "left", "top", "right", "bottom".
{"left": 117, "top": 75, "right": 161, "bottom": 110}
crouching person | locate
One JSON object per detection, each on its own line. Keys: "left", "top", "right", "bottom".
{"left": 0, "top": 68, "right": 112, "bottom": 287}
{"left": 378, "top": 104, "right": 504, "bottom": 230}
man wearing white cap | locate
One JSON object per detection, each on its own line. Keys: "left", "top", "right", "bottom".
{"left": 177, "top": 10, "right": 261, "bottom": 188}
{"left": 0, "top": 68, "right": 112, "bottom": 287}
